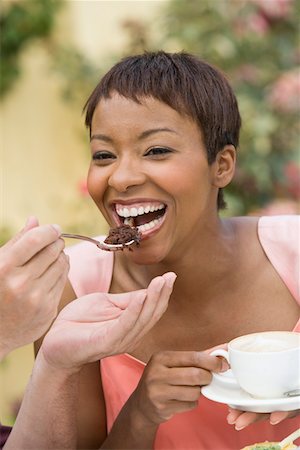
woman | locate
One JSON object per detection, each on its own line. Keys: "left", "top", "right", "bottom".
{"left": 36, "top": 51, "right": 299, "bottom": 449}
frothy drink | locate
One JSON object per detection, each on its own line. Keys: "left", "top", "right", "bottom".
{"left": 211, "top": 331, "right": 300, "bottom": 399}
{"left": 235, "top": 336, "right": 296, "bottom": 353}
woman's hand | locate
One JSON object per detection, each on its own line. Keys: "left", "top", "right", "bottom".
{"left": 128, "top": 350, "right": 227, "bottom": 426}
{"left": 40, "top": 272, "right": 177, "bottom": 372}
{"left": 227, "top": 408, "right": 300, "bottom": 430}
{"left": 0, "top": 217, "right": 69, "bottom": 359}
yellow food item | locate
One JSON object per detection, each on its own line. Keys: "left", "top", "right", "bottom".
{"left": 241, "top": 442, "right": 296, "bottom": 450}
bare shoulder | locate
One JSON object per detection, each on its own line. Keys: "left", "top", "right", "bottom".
{"left": 227, "top": 215, "right": 260, "bottom": 232}
{"left": 229, "top": 214, "right": 300, "bottom": 234}
{"left": 225, "top": 215, "right": 261, "bottom": 253}
{"left": 223, "top": 216, "right": 299, "bottom": 332}
{"left": 228, "top": 214, "right": 300, "bottom": 257}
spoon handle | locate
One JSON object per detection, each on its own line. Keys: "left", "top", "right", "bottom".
{"left": 61, "top": 233, "right": 136, "bottom": 251}
{"left": 61, "top": 233, "right": 101, "bottom": 246}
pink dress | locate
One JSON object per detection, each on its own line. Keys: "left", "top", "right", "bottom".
{"left": 66, "top": 216, "right": 300, "bottom": 450}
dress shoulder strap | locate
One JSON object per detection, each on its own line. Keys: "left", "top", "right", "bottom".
{"left": 258, "top": 215, "right": 300, "bottom": 304}
{"left": 64, "top": 236, "right": 114, "bottom": 297}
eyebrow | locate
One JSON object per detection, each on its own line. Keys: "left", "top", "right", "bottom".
{"left": 138, "top": 128, "right": 178, "bottom": 140}
{"left": 90, "top": 134, "right": 113, "bottom": 143}
{"left": 90, "top": 128, "right": 178, "bottom": 142}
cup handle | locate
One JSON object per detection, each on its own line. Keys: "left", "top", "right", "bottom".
{"left": 210, "top": 349, "right": 231, "bottom": 379}
{"left": 210, "top": 348, "right": 230, "bottom": 363}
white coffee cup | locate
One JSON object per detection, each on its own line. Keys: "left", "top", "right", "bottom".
{"left": 211, "top": 331, "right": 300, "bottom": 399}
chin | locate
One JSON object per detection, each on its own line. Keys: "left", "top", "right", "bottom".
{"left": 128, "top": 245, "right": 168, "bottom": 266}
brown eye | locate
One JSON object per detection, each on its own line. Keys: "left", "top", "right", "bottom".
{"left": 92, "top": 151, "right": 116, "bottom": 161}
{"left": 145, "top": 147, "right": 172, "bottom": 157}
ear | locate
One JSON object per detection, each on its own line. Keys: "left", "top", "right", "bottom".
{"left": 212, "top": 145, "right": 236, "bottom": 188}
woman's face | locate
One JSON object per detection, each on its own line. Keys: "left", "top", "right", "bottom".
{"left": 88, "top": 93, "right": 219, "bottom": 263}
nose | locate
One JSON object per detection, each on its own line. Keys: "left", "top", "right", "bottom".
{"left": 108, "top": 157, "right": 146, "bottom": 192}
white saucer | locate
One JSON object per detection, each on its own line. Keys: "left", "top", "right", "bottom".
{"left": 201, "top": 370, "right": 300, "bottom": 413}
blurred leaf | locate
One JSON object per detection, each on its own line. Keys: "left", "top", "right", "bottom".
{"left": 0, "top": 0, "right": 61, "bottom": 97}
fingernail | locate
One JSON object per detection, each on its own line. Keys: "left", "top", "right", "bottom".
{"left": 235, "top": 425, "right": 246, "bottom": 431}
{"left": 165, "top": 272, "right": 177, "bottom": 288}
{"left": 52, "top": 224, "right": 61, "bottom": 235}
{"left": 270, "top": 419, "right": 281, "bottom": 425}
{"left": 25, "top": 216, "right": 37, "bottom": 227}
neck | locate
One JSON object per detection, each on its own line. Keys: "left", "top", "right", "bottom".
{"left": 125, "top": 217, "right": 238, "bottom": 303}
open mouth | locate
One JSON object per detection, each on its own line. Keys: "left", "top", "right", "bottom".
{"left": 114, "top": 202, "right": 167, "bottom": 234}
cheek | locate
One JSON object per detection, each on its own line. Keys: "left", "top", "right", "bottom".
{"left": 87, "top": 169, "right": 106, "bottom": 202}
{"left": 165, "top": 164, "right": 209, "bottom": 197}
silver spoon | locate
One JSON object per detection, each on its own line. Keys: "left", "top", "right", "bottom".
{"left": 61, "top": 233, "right": 137, "bottom": 251}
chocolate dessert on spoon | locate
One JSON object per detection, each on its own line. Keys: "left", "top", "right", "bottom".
{"left": 61, "top": 225, "right": 141, "bottom": 251}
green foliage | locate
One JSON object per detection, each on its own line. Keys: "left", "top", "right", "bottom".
{"left": 158, "top": 0, "right": 300, "bottom": 213}
{"left": 56, "top": 0, "right": 300, "bottom": 214}
{"left": 0, "top": 226, "right": 13, "bottom": 247}
{"left": 0, "top": 0, "right": 61, "bottom": 97}
{"left": 1, "top": 0, "right": 298, "bottom": 215}
{"left": 51, "top": 46, "right": 103, "bottom": 108}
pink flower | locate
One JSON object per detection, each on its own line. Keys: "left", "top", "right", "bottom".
{"left": 248, "top": 12, "right": 269, "bottom": 35}
{"left": 251, "top": 0, "right": 293, "bottom": 20}
{"left": 235, "top": 64, "right": 260, "bottom": 83}
{"left": 77, "top": 179, "right": 90, "bottom": 197}
{"left": 267, "top": 70, "right": 300, "bottom": 113}
{"left": 233, "top": 13, "right": 269, "bottom": 37}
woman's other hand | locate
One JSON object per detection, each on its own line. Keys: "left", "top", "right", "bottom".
{"left": 227, "top": 407, "right": 300, "bottom": 430}
{"left": 127, "top": 350, "right": 226, "bottom": 426}
{"left": 40, "top": 272, "right": 177, "bottom": 372}
{"left": 0, "top": 217, "right": 69, "bottom": 359}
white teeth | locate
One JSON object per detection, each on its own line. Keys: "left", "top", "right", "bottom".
{"left": 116, "top": 203, "right": 165, "bottom": 218}
{"left": 137, "top": 217, "right": 162, "bottom": 233}
{"left": 130, "top": 207, "right": 138, "bottom": 217}
{"left": 119, "top": 206, "right": 165, "bottom": 233}
{"left": 123, "top": 208, "right": 130, "bottom": 218}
